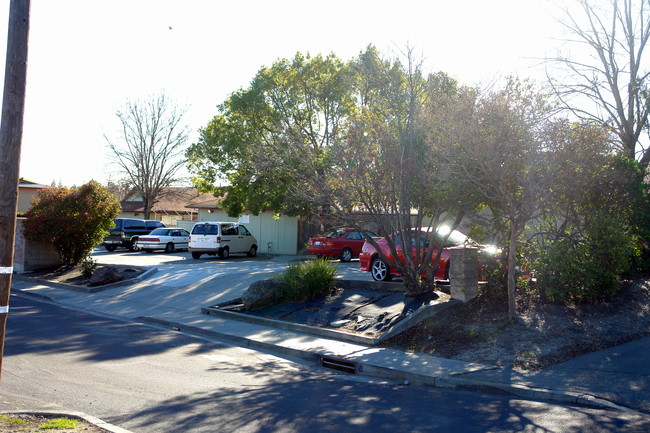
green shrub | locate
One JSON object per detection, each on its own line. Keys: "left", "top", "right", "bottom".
{"left": 81, "top": 255, "right": 97, "bottom": 277}
{"left": 280, "top": 258, "right": 337, "bottom": 302}
{"left": 536, "top": 215, "right": 640, "bottom": 302}
{"left": 23, "top": 181, "right": 121, "bottom": 266}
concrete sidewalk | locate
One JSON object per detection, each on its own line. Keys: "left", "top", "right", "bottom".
{"left": 10, "top": 260, "right": 650, "bottom": 415}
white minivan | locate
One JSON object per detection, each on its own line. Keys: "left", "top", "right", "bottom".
{"left": 188, "top": 222, "right": 258, "bottom": 260}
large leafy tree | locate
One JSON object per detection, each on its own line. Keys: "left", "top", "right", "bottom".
{"left": 187, "top": 52, "right": 355, "bottom": 217}
{"left": 188, "top": 46, "right": 480, "bottom": 296}
{"left": 23, "top": 181, "right": 121, "bottom": 265}
{"left": 325, "top": 48, "right": 477, "bottom": 296}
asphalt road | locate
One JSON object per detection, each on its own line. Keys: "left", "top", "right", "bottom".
{"left": 3, "top": 294, "right": 650, "bottom": 433}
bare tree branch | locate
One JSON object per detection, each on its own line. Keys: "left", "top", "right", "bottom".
{"left": 105, "top": 94, "right": 190, "bottom": 218}
{"left": 548, "top": 0, "right": 650, "bottom": 168}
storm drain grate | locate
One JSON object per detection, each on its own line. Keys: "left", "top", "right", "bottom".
{"left": 321, "top": 355, "right": 357, "bottom": 374}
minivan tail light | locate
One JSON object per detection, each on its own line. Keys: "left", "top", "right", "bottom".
{"left": 217, "top": 236, "right": 221, "bottom": 243}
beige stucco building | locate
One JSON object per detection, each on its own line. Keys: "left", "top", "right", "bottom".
{"left": 119, "top": 187, "right": 302, "bottom": 255}
{"left": 180, "top": 195, "right": 301, "bottom": 256}
{"left": 17, "top": 178, "right": 46, "bottom": 214}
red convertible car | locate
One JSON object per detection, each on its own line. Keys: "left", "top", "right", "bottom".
{"left": 307, "top": 228, "right": 379, "bottom": 262}
{"left": 359, "top": 227, "right": 480, "bottom": 281}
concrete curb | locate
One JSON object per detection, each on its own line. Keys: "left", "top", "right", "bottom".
{"left": 137, "top": 316, "right": 638, "bottom": 414}
{"left": 202, "top": 281, "right": 454, "bottom": 346}
{"left": 13, "top": 267, "right": 158, "bottom": 293}
{"left": 435, "top": 376, "right": 636, "bottom": 413}
{"left": 137, "top": 316, "right": 323, "bottom": 364}
{"left": 201, "top": 292, "right": 460, "bottom": 346}
{"left": 1, "top": 410, "right": 133, "bottom": 433}
{"left": 201, "top": 306, "right": 382, "bottom": 345}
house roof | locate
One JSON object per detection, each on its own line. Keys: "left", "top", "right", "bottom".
{"left": 121, "top": 187, "right": 221, "bottom": 214}
{"left": 18, "top": 178, "right": 47, "bottom": 189}
{"left": 186, "top": 193, "right": 221, "bottom": 210}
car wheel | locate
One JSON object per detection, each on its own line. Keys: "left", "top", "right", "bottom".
{"left": 219, "top": 247, "right": 230, "bottom": 259}
{"left": 247, "top": 245, "right": 257, "bottom": 257}
{"left": 104, "top": 245, "right": 117, "bottom": 252}
{"left": 340, "top": 248, "right": 353, "bottom": 262}
{"left": 371, "top": 257, "right": 392, "bottom": 281}
{"left": 129, "top": 239, "right": 140, "bottom": 252}
{"left": 191, "top": 252, "right": 202, "bottom": 259}
{"left": 165, "top": 243, "right": 175, "bottom": 253}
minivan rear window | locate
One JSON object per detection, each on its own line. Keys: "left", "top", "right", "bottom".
{"left": 192, "top": 224, "right": 220, "bottom": 235}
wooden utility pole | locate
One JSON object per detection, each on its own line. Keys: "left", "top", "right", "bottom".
{"left": 0, "top": 0, "right": 31, "bottom": 377}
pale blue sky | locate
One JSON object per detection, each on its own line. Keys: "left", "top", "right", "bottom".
{"left": 0, "top": 0, "right": 565, "bottom": 187}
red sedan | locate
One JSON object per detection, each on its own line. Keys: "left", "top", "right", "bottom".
{"left": 359, "top": 228, "right": 471, "bottom": 281}
{"left": 307, "top": 228, "right": 379, "bottom": 262}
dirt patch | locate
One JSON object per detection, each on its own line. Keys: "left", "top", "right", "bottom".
{"left": 0, "top": 413, "right": 109, "bottom": 432}
{"left": 382, "top": 278, "right": 650, "bottom": 371}
{"left": 25, "top": 264, "right": 145, "bottom": 287}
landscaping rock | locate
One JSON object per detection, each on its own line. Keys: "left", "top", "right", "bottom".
{"left": 88, "top": 267, "right": 123, "bottom": 287}
{"left": 242, "top": 279, "right": 284, "bottom": 310}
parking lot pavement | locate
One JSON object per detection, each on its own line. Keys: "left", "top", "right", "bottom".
{"left": 92, "top": 248, "right": 371, "bottom": 281}
{"left": 89, "top": 250, "right": 373, "bottom": 309}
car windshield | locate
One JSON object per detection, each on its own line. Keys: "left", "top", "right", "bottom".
{"left": 392, "top": 231, "right": 430, "bottom": 247}
{"left": 149, "top": 228, "right": 170, "bottom": 236}
{"left": 323, "top": 228, "right": 348, "bottom": 238}
{"left": 435, "top": 227, "right": 468, "bottom": 246}
{"left": 392, "top": 228, "right": 469, "bottom": 248}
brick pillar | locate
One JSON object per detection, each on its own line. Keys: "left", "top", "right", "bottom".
{"left": 449, "top": 246, "right": 478, "bottom": 302}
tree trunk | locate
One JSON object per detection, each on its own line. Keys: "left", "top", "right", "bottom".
{"left": 402, "top": 272, "right": 429, "bottom": 297}
{"left": 507, "top": 227, "right": 518, "bottom": 321}
{"left": 143, "top": 196, "right": 150, "bottom": 220}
